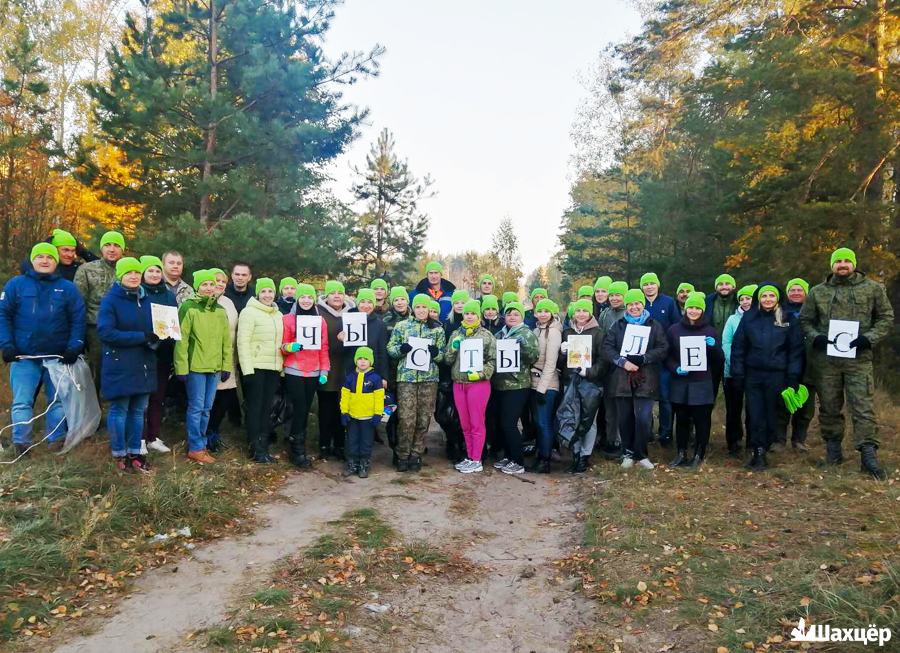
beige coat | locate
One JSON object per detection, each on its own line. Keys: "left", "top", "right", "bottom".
{"left": 217, "top": 295, "right": 239, "bottom": 390}
{"left": 531, "top": 316, "right": 562, "bottom": 393}
{"left": 237, "top": 297, "right": 284, "bottom": 375}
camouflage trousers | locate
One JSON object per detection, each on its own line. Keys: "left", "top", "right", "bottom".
{"left": 396, "top": 382, "right": 438, "bottom": 458}
{"left": 85, "top": 325, "right": 103, "bottom": 394}
{"left": 816, "top": 359, "right": 878, "bottom": 449}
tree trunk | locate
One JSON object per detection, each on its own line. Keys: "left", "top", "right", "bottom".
{"left": 199, "top": 0, "right": 218, "bottom": 227}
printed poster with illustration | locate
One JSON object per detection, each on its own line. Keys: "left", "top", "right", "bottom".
{"left": 151, "top": 304, "right": 182, "bottom": 340}
{"left": 566, "top": 335, "right": 592, "bottom": 369}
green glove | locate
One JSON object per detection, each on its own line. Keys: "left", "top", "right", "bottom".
{"left": 466, "top": 371, "right": 481, "bottom": 382}
{"left": 451, "top": 337, "right": 462, "bottom": 350}
{"left": 781, "top": 387, "right": 799, "bottom": 414}
{"left": 284, "top": 342, "right": 303, "bottom": 353}
{"left": 795, "top": 384, "right": 809, "bottom": 408}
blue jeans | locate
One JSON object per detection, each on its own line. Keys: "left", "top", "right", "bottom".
{"left": 108, "top": 394, "right": 150, "bottom": 456}
{"left": 347, "top": 418, "right": 376, "bottom": 459}
{"left": 10, "top": 359, "right": 66, "bottom": 446}
{"left": 531, "top": 389, "right": 559, "bottom": 458}
{"left": 186, "top": 372, "right": 218, "bottom": 453}
{"left": 658, "top": 367, "right": 673, "bottom": 439}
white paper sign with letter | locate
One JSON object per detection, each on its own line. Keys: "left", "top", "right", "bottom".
{"left": 459, "top": 339, "right": 484, "bottom": 373}
{"left": 405, "top": 337, "right": 432, "bottom": 372}
{"left": 827, "top": 319, "right": 859, "bottom": 359}
{"left": 151, "top": 304, "right": 181, "bottom": 340}
{"left": 620, "top": 324, "right": 651, "bottom": 357}
{"left": 496, "top": 339, "right": 521, "bottom": 373}
{"left": 342, "top": 312, "right": 368, "bottom": 347}
{"left": 679, "top": 335, "right": 707, "bottom": 371}
{"left": 295, "top": 315, "right": 322, "bottom": 351}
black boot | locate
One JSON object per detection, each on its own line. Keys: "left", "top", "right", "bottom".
{"left": 318, "top": 446, "right": 329, "bottom": 461}
{"left": 342, "top": 458, "right": 358, "bottom": 477}
{"left": 408, "top": 454, "right": 422, "bottom": 472}
{"left": 746, "top": 447, "right": 768, "bottom": 470}
{"left": 396, "top": 456, "right": 409, "bottom": 472}
{"left": 571, "top": 455, "right": 589, "bottom": 474}
{"left": 669, "top": 450, "right": 689, "bottom": 468}
{"left": 288, "top": 433, "right": 312, "bottom": 468}
{"left": 688, "top": 454, "right": 703, "bottom": 469}
{"left": 530, "top": 457, "right": 551, "bottom": 473}
{"left": 859, "top": 445, "right": 886, "bottom": 480}
{"left": 357, "top": 458, "right": 370, "bottom": 479}
{"left": 825, "top": 439, "right": 844, "bottom": 465}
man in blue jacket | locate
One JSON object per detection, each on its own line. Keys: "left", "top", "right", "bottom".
{"left": 0, "top": 243, "right": 87, "bottom": 455}
{"left": 641, "top": 272, "right": 678, "bottom": 446}
{"left": 410, "top": 261, "right": 456, "bottom": 322}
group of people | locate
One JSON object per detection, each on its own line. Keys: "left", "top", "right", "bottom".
{"left": 0, "top": 230, "right": 893, "bottom": 481}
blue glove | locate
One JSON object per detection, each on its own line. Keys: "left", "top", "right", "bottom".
{"left": 318, "top": 373, "right": 328, "bottom": 385}
{"left": 341, "top": 413, "right": 350, "bottom": 426}
{"left": 675, "top": 366, "right": 688, "bottom": 376}
{"left": 705, "top": 336, "right": 715, "bottom": 347}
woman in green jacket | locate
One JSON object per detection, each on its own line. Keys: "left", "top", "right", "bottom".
{"left": 237, "top": 278, "right": 284, "bottom": 463}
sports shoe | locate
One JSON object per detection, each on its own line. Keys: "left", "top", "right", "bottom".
{"left": 139, "top": 440, "right": 148, "bottom": 455}
{"left": 128, "top": 454, "right": 153, "bottom": 474}
{"left": 620, "top": 456, "right": 634, "bottom": 469}
{"left": 500, "top": 461, "right": 525, "bottom": 475}
{"left": 636, "top": 458, "right": 655, "bottom": 470}
{"left": 454, "top": 458, "right": 472, "bottom": 470}
{"left": 493, "top": 458, "right": 510, "bottom": 469}
{"left": 460, "top": 460, "right": 483, "bottom": 474}
{"left": 148, "top": 439, "right": 171, "bottom": 453}
{"left": 113, "top": 456, "right": 129, "bottom": 472}
{"left": 187, "top": 450, "right": 216, "bottom": 464}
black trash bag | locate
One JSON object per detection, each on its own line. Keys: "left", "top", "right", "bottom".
{"left": 556, "top": 375, "right": 602, "bottom": 450}
{"left": 435, "top": 381, "right": 465, "bottom": 462}
{"left": 269, "top": 384, "right": 292, "bottom": 435}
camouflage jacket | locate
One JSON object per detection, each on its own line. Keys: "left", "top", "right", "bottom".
{"left": 799, "top": 271, "right": 894, "bottom": 364}
{"left": 167, "top": 278, "right": 195, "bottom": 306}
{"left": 387, "top": 317, "right": 446, "bottom": 383}
{"left": 73, "top": 259, "right": 118, "bottom": 325}
{"left": 491, "top": 323, "right": 539, "bottom": 391}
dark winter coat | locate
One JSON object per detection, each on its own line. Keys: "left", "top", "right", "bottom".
{"left": 482, "top": 315, "right": 504, "bottom": 335}
{"left": 665, "top": 316, "right": 723, "bottom": 405}
{"left": 731, "top": 302, "right": 804, "bottom": 384}
{"left": 142, "top": 280, "right": 178, "bottom": 364}
{"left": 410, "top": 277, "right": 457, "bottom": 322}
{"left": 0, "top": 270, "right": 86, "bottom": 357}
{"left": 645, "top": 293, "right": 679, "bottom": 331}
{"left": 601, "top": 317, "right": 669, "bottom": 399}
{"left": 705, "top": 291, "right": 739, "bottom": 337}
{"left": 224, "top": 282, "right": 255, "bottom": 313}
{"left": 342, "top": 309, "right": 389, "bottom": 382}
{"left": 558, "top": 315, "right": 606, "bottom": 383}
{"left": 276, "top": 296, "right": 296, "bottom": 315}
{"left": 317, "top": 296, "right": 356, "bottom": 391}
{"left": 97, "top": 283, "right": 157, "bottom": 400}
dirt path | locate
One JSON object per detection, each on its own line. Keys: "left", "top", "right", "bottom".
{"left": 52, "top": 427, "right": 593, "bottom": 653}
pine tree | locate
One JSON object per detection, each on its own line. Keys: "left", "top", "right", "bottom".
{"left": 490, "top": 217, "right": 523, "bottom": 292}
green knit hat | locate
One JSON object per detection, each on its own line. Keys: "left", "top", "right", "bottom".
{"left": 370, "top": 278, "right": 388, "bottom": 291}
{"left": 608, "top": 281, "right": 628, "bottom": 297}
{"left": 534, "top": 298, "right": 556, "bottom": 313}
{"left": 676, "top": 282, "right": 695, "bottom": 294}
{"left": 786, "top": 278, "right": 809, "bottom": 294}
{"left": 140, "top": 255, "right": 163, "bottom": 273}
{"left": 389, "top": 286, "right": 408, "bottom": 303}
{"left": 296, "top": 283, "right": 316, "bottom": 298}
{"left": 715, "top": 273, "right": 736, "bottom": 288}
{"left": 412, "top": 294, "right": 430, "bottom": 309}
{"left": 50, "top": 228, "right": 77, "bottom": 248}
{"left": 478, "top": 273, "right": 495, "bottom": 285}
{"left": 192, "top": 268, "right": 216, "bottom": 290}
{"left": 425, "top": 261, "right": 443, "bottom": 273}
{"left": 737, "top": 284, "right": 758, "bottom": 299}
{"left": 279, "top": 276, "right": 298, "bottom": 293}
{"left": 451, "top": 289, "right": 470, "bottom": 303}
{"left": 31, "top": 242, "right": 59, "bottom": 263}
{"left": 428, "top": 299, "right": 440, "bottom": 312}
{"left": 255, "top": 277, "right": 276, "bottom": 295}
{"left": 530, "top": 287, "right": 548, "bottom": 301}
{"left": 480, "top": 294, "right": 499, "bottom": 311}
{"left": 567, "top": 303, "right": 576, "bottom": 318}
{"left": 462, "top": 299, "right": 482, "bottom": 316}
{"left": 324, "top": 280, "right": 345, "bottom": 295}
{"left": 757, "top": 284, "right": 780, "bottom": 301}
{"left": 501, "top": 291, "right": 519, "bottom": 305}
{"left": 100, "top": 230, "right": 125, "bottom": 250}
{"left": 572, "top": 298, "right": 593, "bottom": 314}
{"left": 577, "top": 285, "right": 593, "bottom": 298}
{"left": 684, "top": 291, "right": 706, "bottom": 311}
{"left": 593, "top": 276, "right": 612, "bottom": 291}
{"left": 640, "top": 272, "right": 660, "bottom": 287}
{"left": 504, "top": 301, "right": 525, "bottom": 316}
{"left": 624, "top": 288, "right": 646, "bottom": 306}
{"left": 209, "top": 267, "right": 226, "bottom": 278}
{"left": 356, "top": 288, "right": 376, "bottom": 304}
{"left": 830, "top": 247, "right": 856, "bottom": 267}
{"left": 115, "top": 256, "right": 143, "bottom": 280}
{"left": 354, "top": 346, "right": 374, "bottom": 365}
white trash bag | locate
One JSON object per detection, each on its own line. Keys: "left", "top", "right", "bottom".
{"left": 44, "top": 357, "right": 101, "bottom": 454}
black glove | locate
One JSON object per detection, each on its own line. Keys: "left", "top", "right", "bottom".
{"left": 2, "top": 348, "right": 19, "bottom": 363}
{"left": 731, "top": 376, "right": 744, "bottom": 393}
{"left": 220, "top": 371, "right": 231, "bottom": 382}
{"left": 626, "top": 354, "right": 645, "bottom": 366}
{"left": 812, "top": 335, "right": 828, "bottom": 351}
{"left": 399, "top": 343, "right": 413, "bottom": 354}
{"left": 536, "top": 392, "right": 547, "bottom": 405}
{"left": 849, "top": 335, "right": 871, "bottom": 351}
{"left": 146, "top": 333, "right": 161, "bottom": 345}
{"left": 61, "top": 348, "right": 80, "bottom": 365}
{"left": 428, "top": 345, "right": 439, "bottom": 357}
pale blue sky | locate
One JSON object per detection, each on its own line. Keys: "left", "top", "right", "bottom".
{"left": 324, "top": 1, "right": 642, "bottom": 274}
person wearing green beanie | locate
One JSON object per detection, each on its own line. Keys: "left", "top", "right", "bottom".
{"left": 115, "top": 257, "right": 144, "bottom": 281}
{"left": 703, "top": 271, "right": 740, "bottom": 440}
{"left": 778, "top": 278, "right": 814, "bottom": 452}
{"left": 601, "top": 281, "right": 669, "bottom": 471}
{"left": 357, "top": 288, "right": 377, "bottom": 305}
{"left": 100, "top": 230, "right": 126, "bottom": 251}
{"left": 445, "top": 295, "right": 496, "bottom": 475}
{"left": 800, "top": 248, "right": 893, "bottom": 479}
{"left": 594, "top": 276, "right": 612, "bottom": 291}
{"left": 530, "top": 295, "right": 563, "bottom": 472}
{"left": 640, "top": 272, "right": 660, "bottom": 287}
{"left": 41, "top": 228, "right": 98, "bottom": 282}
{"left": 370, "top": 278, "right": 389, "bottom": 291}
{"left": 481, "top": 294, "right": 500, "bottom": 313}
{"left": 189, "top": 269, "right": 214, "bottom": 292}
{"left": 524, "top": 288, "right": 548, "bottom": 329}
{"left": 675, "top": 282, "right": 695, "bottom": 316}
{"left": 558, "top": 292, "right": 603, "bottom": 473}
{"left": 480, "top": 294, "right": 503, "bottom": 335}
{"left": 501, "top": 291, "right": 519, "bottom": 307}
{"left": 50, "top": 228, "right": 77, "bottom": 248}
{"left": 720, "top": 283, "right": 757, "bottom": 456}
{"left": 451, "top": 289, "right": 471, "bottom": 304}
{"left": 593, "top": 276, "right": 612, "bottom": 318}
{"left": 140, "top": 255, "right": 163, "bottom": 274}
{"left": 389, "top": 286, "right": 407, "bottom": 304}
{"left": 203, "top": 267, "right": 241, "bottom": 452}
{"left": 277, "top": 277, "right": 299, "bottom": 315}
{"left": 1, "top": 241, "right": 87, "bottom": 455}
{"left": 427, "top": 300, "right": 440, "bottom": 322}
{"left": 383, "top": 286, "right": 411, "bottom": 342}
{"left": 476, "top": 273, "right": 496, "bottom": 300}
{"left": 442, "top": 289, "right": 471, "bottom": 340}
{"left": 369, "top": 278, "right": 390, "bottom": 315}
{"left": 386, "top": 287, "right": 446, "bottom": 472}
{"left": 577, "top": 285, "right": 593, "bottom": 300}
{"left": 640, "top": 273, "right": 677, "bottom": 448}
{"left": 337, "top": 343, "right": 385, "bottom": 478}
{"left": 412, "top": 260, "right": 456, "bottom": 321}
{"left": 665, "top": 290, "right": 723, "bottom": 469}
{"left": 731, "top": 281, "right": 805, "bottom": 472}
{"left": 324, "top": 280, "right": 345, "bottom": 296}
{"left": 595, "top": 281, "right": 630, "bottom": 459}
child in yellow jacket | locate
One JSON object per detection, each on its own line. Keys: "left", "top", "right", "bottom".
{"left": 340, "top": 347, "right": 384, "bottom": 478}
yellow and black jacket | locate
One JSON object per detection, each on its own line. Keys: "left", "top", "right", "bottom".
{"left": 340, "top": 369, "right": 385, "bottom": 419}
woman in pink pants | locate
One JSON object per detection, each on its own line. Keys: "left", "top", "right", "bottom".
{"left": 445, "top": 299, "right": 496, "bottom": 473}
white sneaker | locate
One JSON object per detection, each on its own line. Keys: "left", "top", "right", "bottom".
{"left": 148, "top": 439, "right": 171, "bottom": 453}
{"left": 460, "top": 460, "right": 483, "bottom": 474}
{"left": 493, "top": 458, "right": 510, "bottom": 469}
{"left": 139, "top": 440, "right": 148, "bottom": 455}
{"left": 454, "top": 458, "right": 472, "bottom": 470}
{"left": 621, "top": 456, "right": 634, "bottom": 469}
{"left": 636, "top": 458, "right": 655, "bottom": 469}
{"left": 500, "top": 461, "right": 525, "bottom": 475}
